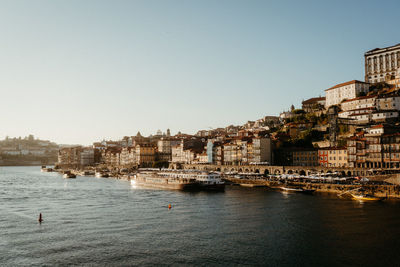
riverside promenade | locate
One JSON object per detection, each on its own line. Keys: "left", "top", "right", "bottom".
{"left": 174, "top": 163, "right": 400, "bottom": 179}
{"left": 225, "top": 176, "right": 400, "bottom": 199}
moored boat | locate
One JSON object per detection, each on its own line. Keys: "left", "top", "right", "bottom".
{"left": 132, "top": 172, "right": 198, "bottom": 190}
{"left": 351, "top": 193, "right": 384, "bottom": 202}
{"left": 41, "top": 166, "right": 54, "bottom": 172}
{"left": 191, "top": 172, "right": 225, "bottom": 191}
{"left": 63, "top": 171, "right": 76, "bottom": 179}
{"left": 95, "top": 172, "right": 109, "bottom": 178}
{"left": 279, "top": 186, "right": 315, "bottom": 194}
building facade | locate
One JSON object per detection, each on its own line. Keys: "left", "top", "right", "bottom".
{"left": 292, "top": 149, "right": 318, "bottom": 167}
{"left": 325, "top": 80, "right": 370, "bottom": 108}
{"left": 364, "top": 43, "right": 400, "bottom": 84}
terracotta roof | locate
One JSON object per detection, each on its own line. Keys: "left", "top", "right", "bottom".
{"left": 325, "top": 80, "right": 369, "bottom": 91}
{"left": 302, "top": 97, "right": 326, "bottom": 105}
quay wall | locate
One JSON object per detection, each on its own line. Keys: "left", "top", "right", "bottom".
{"left": 226, "top": 177, "right": 400, "bottom": 199}
{"left": 176, "top": 163, "right": 399, "bottom": 179}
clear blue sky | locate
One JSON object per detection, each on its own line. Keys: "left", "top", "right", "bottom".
{"left": 0, "top": 0, "right": 399, "bottom": 145}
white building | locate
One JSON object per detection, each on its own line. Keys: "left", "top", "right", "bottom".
{"left": 325, "top": 80, "right": 370, "bottom": 108}
{"left": 80, "top": 148, "right": 94, "bottom": 166}
{"left": 372, "top": 110, "right": 399, "bottom": 122}
{"left": 340, "top": 95, "right": 376, "bottom": 112}
{"left": 364, "top": 43, "right": 400, "bottom": 84}
{"left": 376, "top": 94, "right": 400, "bottom": 111}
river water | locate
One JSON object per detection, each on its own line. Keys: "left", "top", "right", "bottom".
{"left": 1, "top": 166, "right": 400, "bottom": 266}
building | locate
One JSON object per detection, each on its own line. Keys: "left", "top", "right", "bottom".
{"left": 249, "top": 137, "right": 272, "bottom": 164}
{"left": 157, "top": 138, "right": 181, "bottom": 162}
{"left": 120, "top": 147, "right": 136, "bottom": 166}
{"left": 101, "top": 147, "right": 122, "bottom": 166}
{"left": 292, "top": 149, "right": 318, "bottom": 167}
{"left": 318, "top": 149, "right": 329, "bottom": 167}
{"left": 371, "top": 110, "right": 399, "bottom": 123}
{"left": 340, "top": 95, "right": 376, "bottom": 112}
{"left": 58, "top": 146, "right": 82, "bottom": 166}
{"left": 171, "top": 144, "right": 184, "bottom": 163}
{"left": 364, "top": 43, "right": 400, "bottom": 84}
{"left": 376, "top": 93, "right": 400, "bottom": 111}
{"left": 325, "top": 80, "right": 370, "bottom": 108}
{"left": 135, "top": 144, "right": 156, "bottom": 167}
{"left": 80, "top": 148, "right": 95, "bottom": 166}
{"left": 58, "top": 146, "right": 95, "bottom": 167}
{"left": 318, "top": 147, "right": 348, "bottom": 167}
{"left": 302, "top": 97, "right": 326, "bottom": 113}
{"left": 347, "top": 125, "right": 400, "bottom": 169}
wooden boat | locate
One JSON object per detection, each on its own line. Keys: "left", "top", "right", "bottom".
{"left": 279, "top": 186, "right": 315, "bottom": 194}
{"left": 351, "top": 193, "right": 383, "bottom": 202}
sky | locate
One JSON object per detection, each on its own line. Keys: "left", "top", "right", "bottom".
{"left": 0, "top": 0, "right": 399, "bottom": 145}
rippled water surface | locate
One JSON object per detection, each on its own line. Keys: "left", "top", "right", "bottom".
{"left": 2, "top": 166, "right": 400, "bottom": 266}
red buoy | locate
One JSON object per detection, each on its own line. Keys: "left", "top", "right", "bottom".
{"left": 38, "top": 213, "right": 43, "bottom": 223}
{"left": 168, "top": 204, "right": 172, "bottom": 210}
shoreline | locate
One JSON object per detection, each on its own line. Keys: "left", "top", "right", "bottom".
{"left": 47, "top": 166, "right": 400, "bottom": 199}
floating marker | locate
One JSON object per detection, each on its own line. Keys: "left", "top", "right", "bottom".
{"left": 38, "top": 213, "right": 43, "bottom": 223}
{"left": 168, "top": 204, "right": 172, "bottom": 209}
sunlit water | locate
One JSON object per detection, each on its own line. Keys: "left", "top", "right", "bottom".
{"left": 1, "top": 166, "right": 400, "bottom": 266}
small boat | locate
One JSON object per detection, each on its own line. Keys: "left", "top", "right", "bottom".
{"left": 95, "top": 172, "right": 109, "bottom": 178}
{"left": 63, "top": 173, "right": 76, "bottom": 179}
{"left": 351, "top": 193, "right": 383, "bottom": 202}
{"left": 41, "top": 166, "right": 53, "bottom": 172}
{"left": 279, "top": 186, "right": 315, "bottom": 194}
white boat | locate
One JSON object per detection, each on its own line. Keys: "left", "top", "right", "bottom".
{"left": 191, "top": 172, "right": 225, "bottom": 191}
{"left": 133, "top": 172, "right": 198, "bottom": 190}
{"left": 135, "top": 171, "right": 225, "bottom": 191}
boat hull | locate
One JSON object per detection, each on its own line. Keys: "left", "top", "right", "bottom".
{"left": 351, "top": 194, "right": 383, "bottom": 201}
{"left": 133, "top": 173, "right": 198, "bottom": 191}
{"left": 63, "top": 174, "right": 76, "bottom": 179}
{"left": 280, "top": 187, "right": 315, "bottom": 194}
{"left": 198, "top": 183, "right": 225, "bottom": 191}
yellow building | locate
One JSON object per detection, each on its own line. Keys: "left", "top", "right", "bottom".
{"left": 135, "top": 144, "right": 156, "bottom": 167}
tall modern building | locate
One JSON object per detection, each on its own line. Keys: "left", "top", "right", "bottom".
{"left": 364, "top": 43, "right": 400, "bottom": 84}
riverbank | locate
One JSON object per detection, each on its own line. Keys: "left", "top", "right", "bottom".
{"left": 50, "top": 166, "right": 400, "bottom": 199}
{"left": 227, "top": 177, "right": 400, "bottom": 199}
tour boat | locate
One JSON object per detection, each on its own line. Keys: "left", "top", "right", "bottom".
{"left": 191, "top": 172, "right": 225, "bottom": 191}
{"left": 132, "top": 172, "right": 198, "bottom": 190}
{"left": 351, "top": 193, "right": 384, "bottom": 202}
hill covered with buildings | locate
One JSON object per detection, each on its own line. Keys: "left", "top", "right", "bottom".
{"left": 57, "top": 43, "right": 400, "bottom": 172}
{"left": 0, "top": 135, "right": 59, "bottom": 166}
